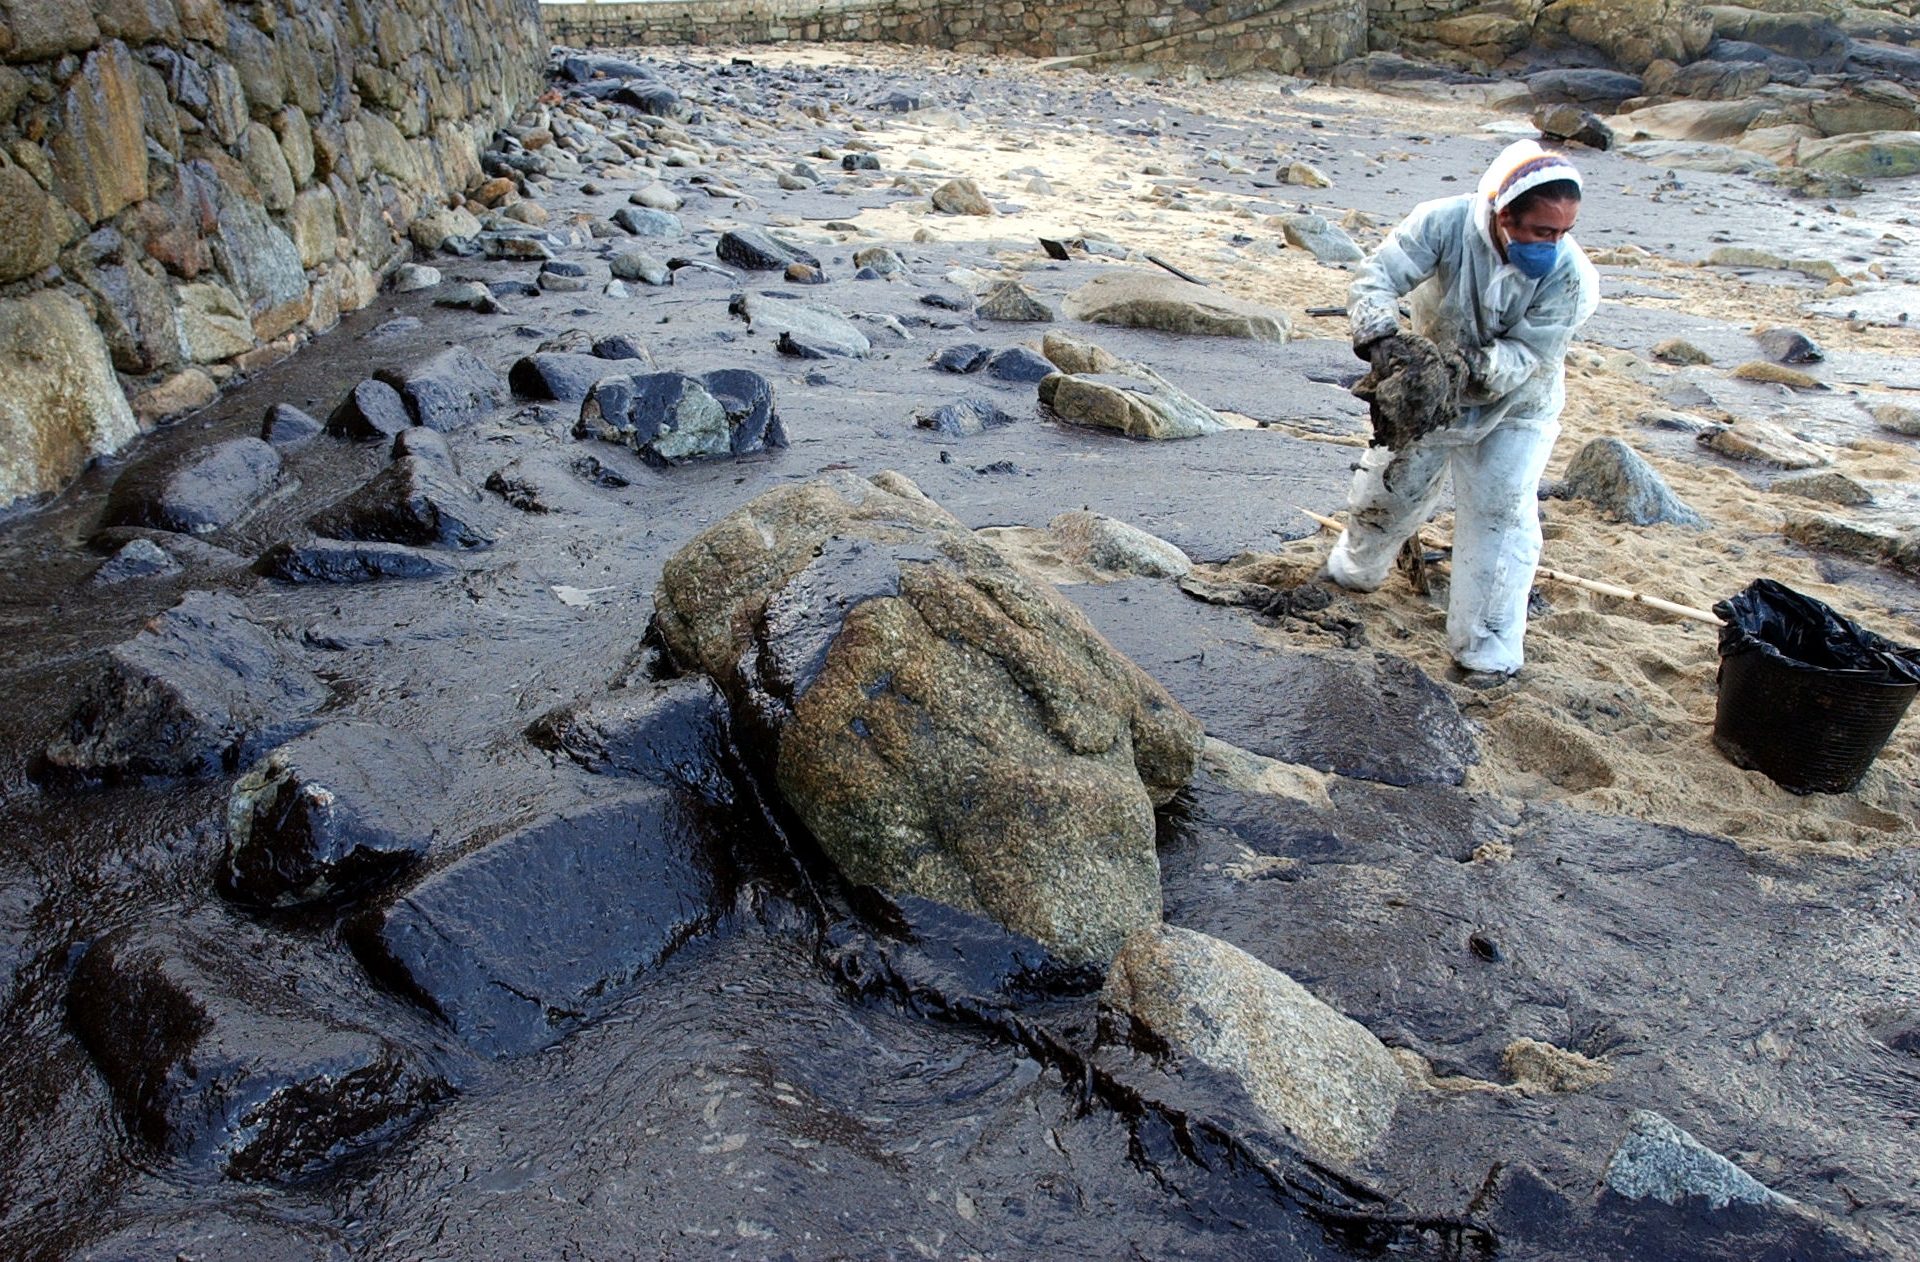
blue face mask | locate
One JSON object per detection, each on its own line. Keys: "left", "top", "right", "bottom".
{"left": 1507, "top": 239, "right": 1560, "bottom": 279}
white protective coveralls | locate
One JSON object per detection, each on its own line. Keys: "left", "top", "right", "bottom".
{"left": 1328, "top": 142, "right": 1601, "bottom": 674}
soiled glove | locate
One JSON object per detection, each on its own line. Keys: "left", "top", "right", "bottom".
{"left": 1350, "top": 308, "right": 1400, "bottom": 362}
{"left": 1350, "top": 333, "right": 1474, "bottom": 450}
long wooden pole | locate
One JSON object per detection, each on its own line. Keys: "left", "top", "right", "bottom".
{"left": 1296, "top": 508, "right": 1724, "bottom": 626}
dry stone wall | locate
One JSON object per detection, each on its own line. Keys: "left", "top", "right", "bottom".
{"left": 0, "top": 0, "right": 546, "bottom": 507}
{"left": 543, "top": 0, "right": 1365, "bottom": 78}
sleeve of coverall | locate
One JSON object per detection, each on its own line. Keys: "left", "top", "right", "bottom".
{"left": 1472, "top": 255, "right": 1601, "bottom": 401}
{"left": 1347, "top": 204, "right": 1446, "bottom": 348}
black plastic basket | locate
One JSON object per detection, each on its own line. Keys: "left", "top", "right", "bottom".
{"left": 1712, "top": 580, "right": 1920, "bottom": 795}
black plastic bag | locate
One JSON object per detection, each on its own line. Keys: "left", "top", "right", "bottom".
{"left": 1713, "top": 579, "right": 1920, "bottom": 682}
{"left": 1711, "top": 579, "right": 1920, "bottom": 793}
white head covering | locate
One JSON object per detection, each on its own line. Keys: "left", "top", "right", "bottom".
{"left": 1477, "top": 139, "right": 1583, "bottom": 213}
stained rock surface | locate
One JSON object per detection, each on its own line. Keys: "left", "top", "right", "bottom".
{"left": 653, "top": 471, "right": 1203, "bottom": 963}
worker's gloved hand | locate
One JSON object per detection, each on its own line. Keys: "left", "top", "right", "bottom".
{"left": 1352, "top": 332, "right": 1467, "bottom": 450}
{"left": 1350, "top": 308, "right": 1400, "bottom": 362}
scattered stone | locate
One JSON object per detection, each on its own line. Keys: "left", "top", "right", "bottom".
{"left": 784, "top": 261, "right": 826, "bottom": 284}
{"left": 1103, "top": 923, "right": 1401, "bottom": 1162}
{"left": 260, "top": 404, "right": 323, "bottom": 448}
{"left": 611, "top": 206, "right": 683, "bottom": 238}
{"left": 933, "top": 343, "right": 990, "bottom": 373}
{"left": 1041, "top": 331, "right": 1124, "bottom": 376}
{"left": 1281, "top": 160, "right": 1332, "bottom": 188}
{"left": 652, "top": 472, "right": 1202, "bottom": 963}
{"left": 1533, "top": 103, "right": 1615, "bottom": 149}
{"left": 1870, "top": 402, "right": 1920, "bottom": 436}
{"left": 930, "top": 178, "right": 994, "bottom": 215}
{"left": 577, "top": 368, "right": 786, "bottom": 465}
{"left": 976, "top": 281, "right": 1055, "bottom": 322}
{"left": 373, "top": 347, "right": 508, "bottom": 433}
{"left": 730, "top": 292, "right": 871, "bottom": 357}
{"left": 1707, "top": 247, "right": 1841, "bottom": 282}
{"left": 1276, "top": 212, "right": 1364, "bottom": 264}
{"left": 1048, "top": 510, "right": 1192, "bottom": 578}
{"left": 411, "top": 207, "right": 484, "bottom": 253}
{"left": 131, "top": 370, "right": 219, "bottom": 425}
{"left": 1651, "top": 338, "right": 1711, "bottom": 366}
{"left": 537, "top": 261, "right": 591, "bottom": 293}
{"left": 1782, "top": 511, "right": 1920, "bottom": 569}
{"left": 914, "top": 397, "right": 1019, "bottom": 436}
{"left": 43, "top": 591, "right": 326, "bottom": 781}
{"left": 853, "top": 246, "right": 906, "bottom": 276}
{"left": 224, "top": 722, "right": 447, "bottom": 908}
{"left": 326, "top": 378, "right": 412, "bottom": 443}
{"left": 1040, "top": 372, "right": 1226, "bottom": 440}
{"left": 593, "top": 335, "right": 648, "bottom": 362}
{"left": 1604, "top": 1111, "right": 1789, "bottom": 1209}
{"left": 1755, "top": 327, "right": 1822, "bottom": 364}
{"left": 1699, "top": 420, "right": 1831, "bottom": 468}
{"left": 308, "top": 457, "right": 494, "bottom": 550}
{"left": 349, "top": 786, "right": 738, "bottom": 1058}
{"left": 1773, "top": 470, "right": 1871, "bottom": 506}
{"left": 478, "top": 232, "right": 553, "bottom": 262}
{"left": 921, "top": 287, "right": 974, "bottom": 312}
{"left": 101, "top": 438, "right": 282, "bottom": 536}
{"left": 609, "top": 248, "right": 670, "bottom": 285}
{"left": 433, "top": 282, "right": 507, "bottom": 314}
{"left": 509, "top": 352, "right": 636, "bottom": 402}
{"left": 68, "top": 913, "right": 442, "bottom": 1181}
{"left": 391, "top": 264, "right": 441, "bottom": 293}
{"left": 89, "top": 538, "right": 179, "bottom": 586}
{"left": 1501, "top": 1038, "right": 1614, "bottom": 1093}
{"left": 716, "top": 227, "right": 821, "bottom": 272}
{"left": 1731, "top": 360, "right": 1822, "bottom": 389}
{"left": 630, "top": 184, "right": 684, "bottom": 211}
{"left": 255, "top": 540, "right": 457, "bottom": 585}
{"left": 1062, "top": 271, "right": 1291, "bottom": 341}
{"left": 500, "top": 200, "right": 549, "bottom": 227}
{"left": 1553, "top": 437, "right": 1704, "bottom": 527}
{"left": 985, "top": 346, "right": 1056, "bottom": 383}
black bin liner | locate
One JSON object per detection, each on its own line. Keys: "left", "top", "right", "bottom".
{"left": 1711, "top": 579, "right": 1920, "bottom": 794}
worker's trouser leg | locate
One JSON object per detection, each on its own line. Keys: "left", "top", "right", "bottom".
{"left": 1326, "top": 422, "right": 1558, "bottom": 673}
{"left": 1325, "top": 440, "right": 1452, "bottom": 593}
{"left": 1444, "top": 421, "right": 1558, "bottom": 673}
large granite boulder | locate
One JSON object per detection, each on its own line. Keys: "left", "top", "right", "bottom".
{"left": 68, "top": 912, "right": 443, "bottom": 1182}
{"left": 43, "top": 591, "right": 326, "bottom": 781}
{"left": 0, "top": 289, "right": 141, "bottom": 508}
{"left": 1103, "top": 923, "right": 1403, "bottom": 1162}
{"left": 652, "top": 472, "right": 1203, "bottom": 963}
{"left": 1061, "top": 271, "right": 1291, "bottom": 342}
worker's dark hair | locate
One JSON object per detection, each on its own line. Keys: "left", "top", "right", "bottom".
{"left": 1506, "top": 179, "right": 1583, "bottom": 218}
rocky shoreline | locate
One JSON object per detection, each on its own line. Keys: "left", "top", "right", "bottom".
{"left": 0, "top": 40, "right": 1916, "bottom": 1261}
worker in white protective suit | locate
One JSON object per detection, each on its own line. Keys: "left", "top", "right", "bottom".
{"left": 1327, "top": 140, "right": 1601, "bottom": 678}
